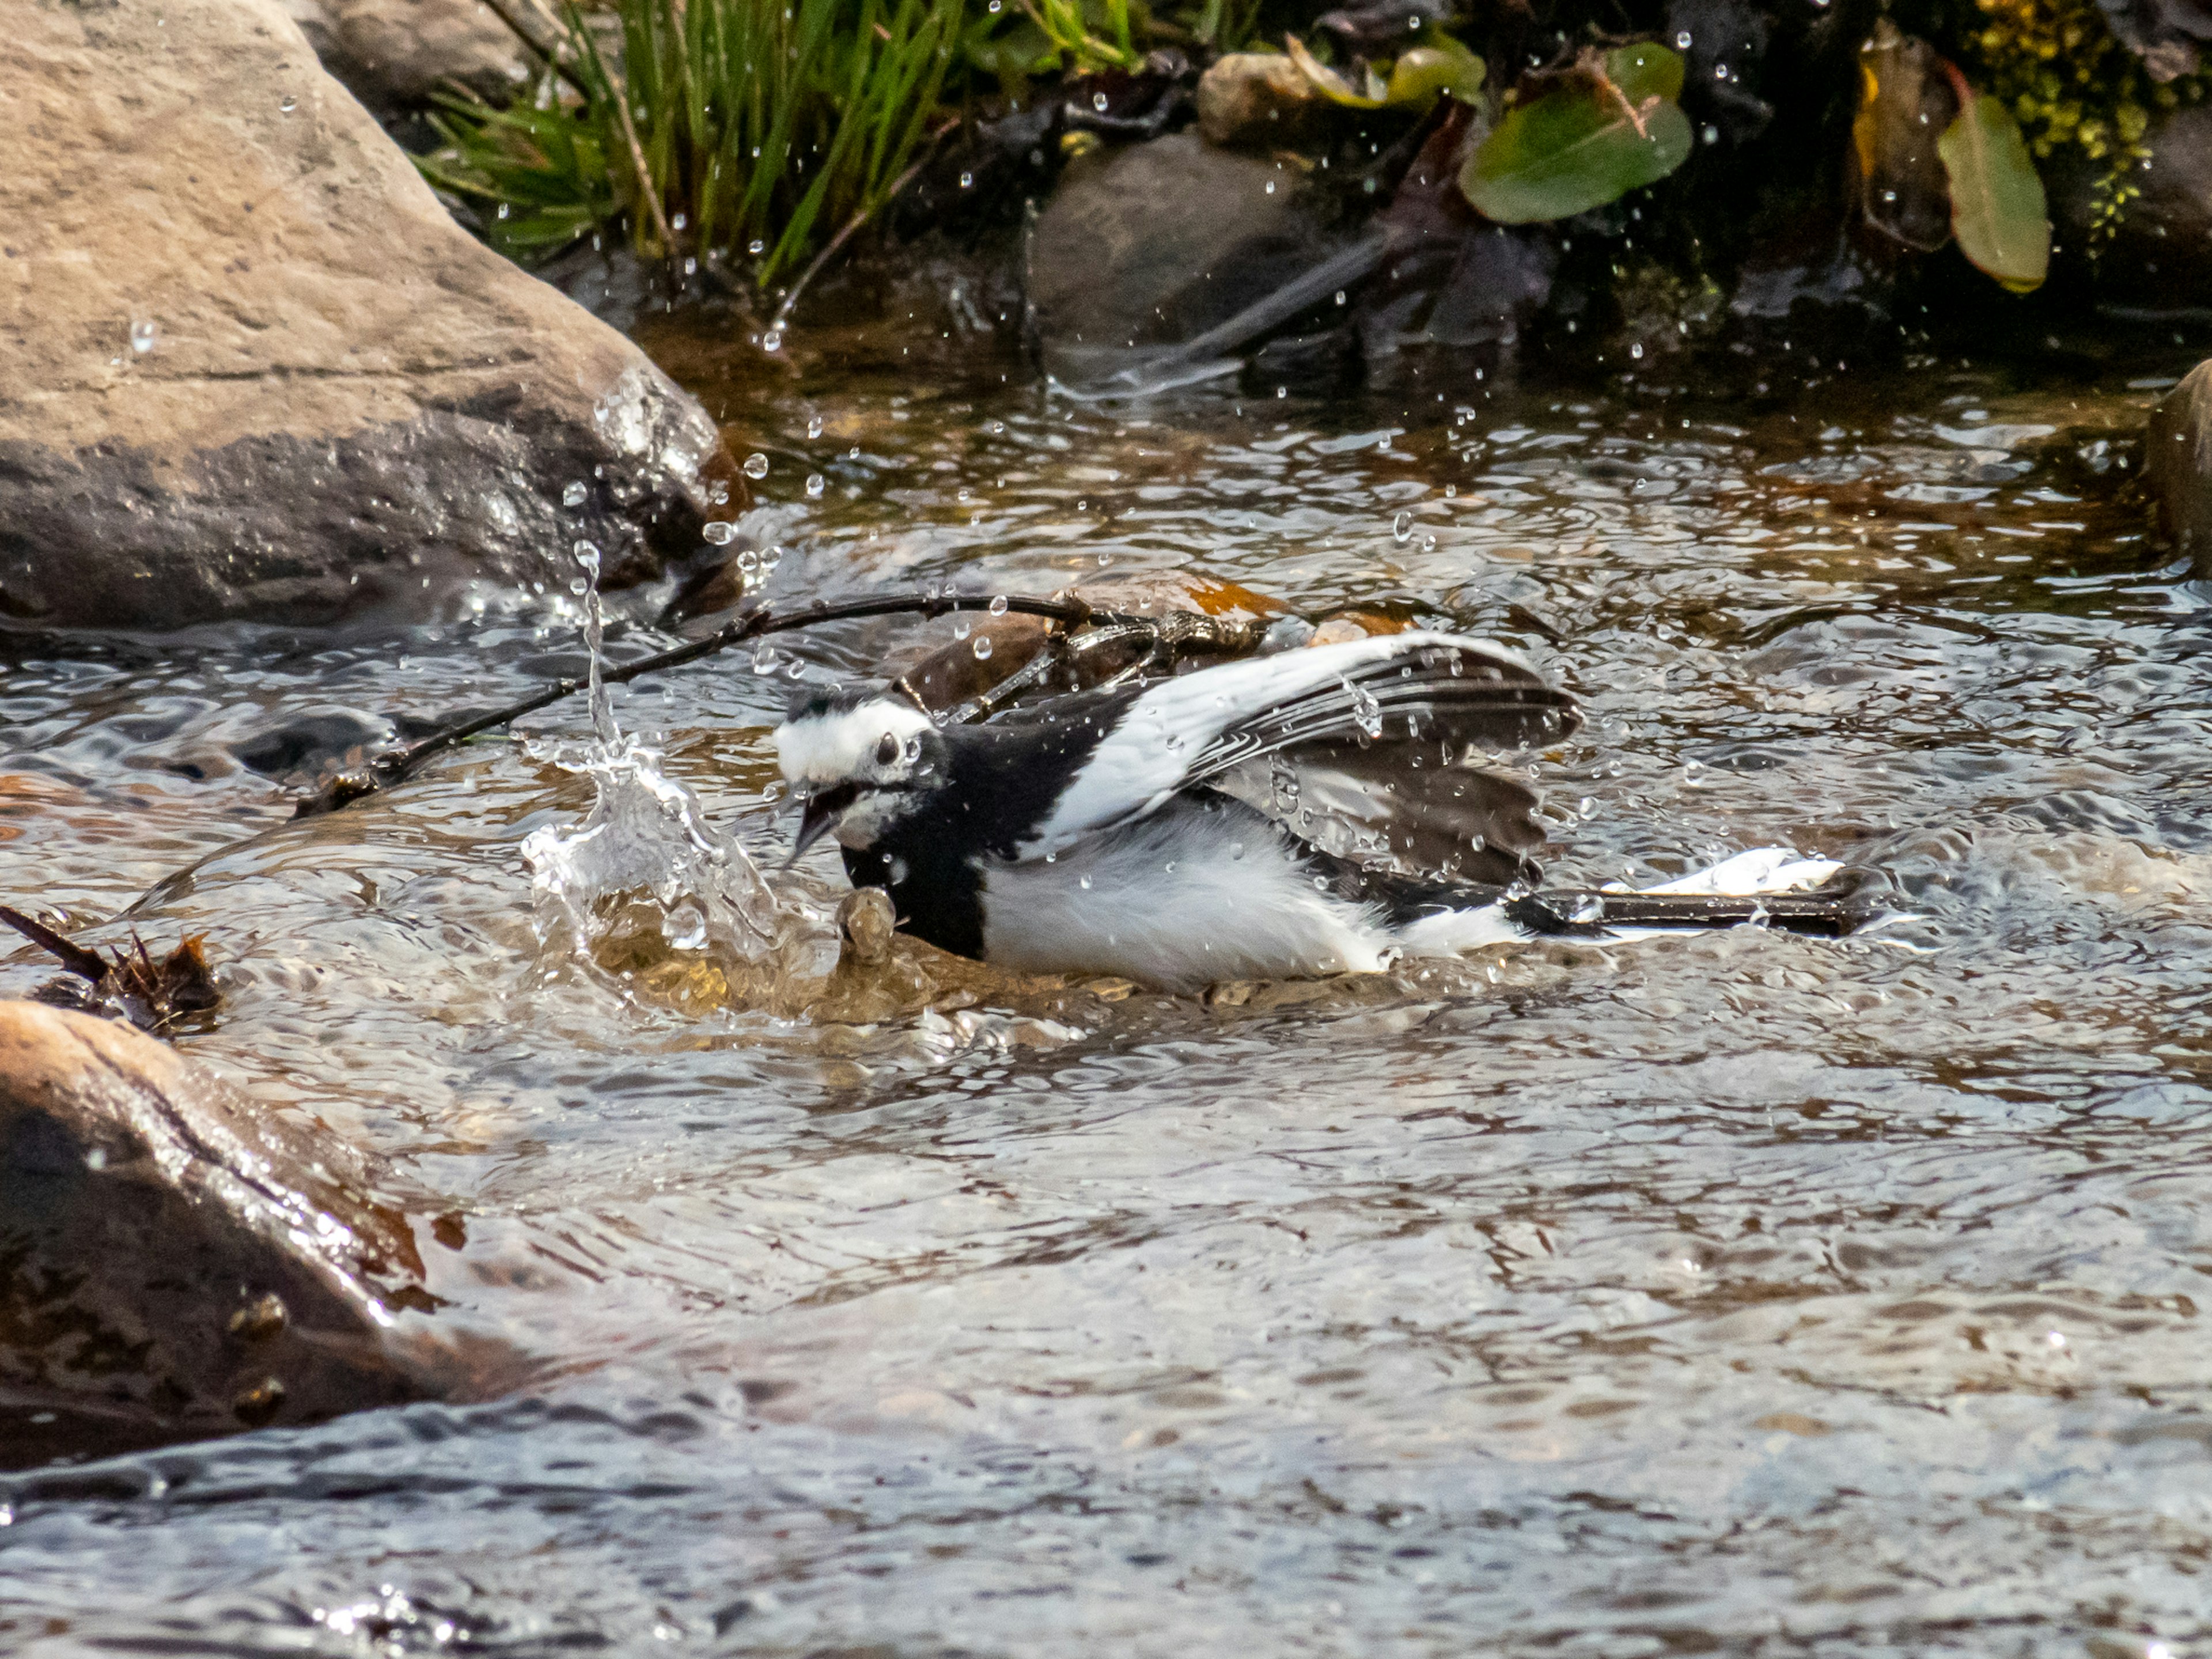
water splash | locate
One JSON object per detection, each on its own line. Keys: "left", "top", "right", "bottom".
{"left": 521, "top": 543, "right": 785, "bottom": 994}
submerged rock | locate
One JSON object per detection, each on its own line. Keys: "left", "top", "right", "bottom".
{"left": 0, "top": 0, "right": 725, "bottom": 632}
{"left": 2148, "top": 361, "right": 2212, "bottom": 574}
{"left": 0, "top": 1002, "right": 492, "bottom": 1461}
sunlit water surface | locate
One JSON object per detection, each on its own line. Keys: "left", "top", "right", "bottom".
{"left": 5, "top": 320, "right": 2212, "bottom": 1656}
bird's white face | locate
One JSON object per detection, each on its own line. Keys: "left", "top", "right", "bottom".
{"left": 774, "top": 692, "right": 939, "bottom": 857}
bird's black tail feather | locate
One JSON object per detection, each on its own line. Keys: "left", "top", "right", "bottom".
{"left": 1505, "top": 880, "right": 1870, "bottom": 940}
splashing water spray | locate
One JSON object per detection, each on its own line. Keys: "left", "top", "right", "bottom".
{"left": 520, "top": 540, "right": 786, "bottom": 998}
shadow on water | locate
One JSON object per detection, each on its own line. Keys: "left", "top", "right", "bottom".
{"left": 4, "top": 319, "right": 2212, "bottom": 1654}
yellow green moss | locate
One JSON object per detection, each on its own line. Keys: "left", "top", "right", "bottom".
{"left": 1953, "top": 0, "right": 2207, "bottom": 243}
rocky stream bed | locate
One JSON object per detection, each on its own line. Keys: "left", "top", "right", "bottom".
{"left": 7, "top": 0, "right": 2212, "bottom": 1650}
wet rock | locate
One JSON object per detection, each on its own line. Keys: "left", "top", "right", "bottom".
{"left": 1027, "top": 132, "right": 1341, "bottom": 381}
{"left": 2094, "top": 0, "right": 2212, "bottom": 79}
{"left": 809, "top": 890, "right": 942, "bottom": 1024}
{"left": 2147, "top": 360, "right": 2212, "bottom": 573}
{"left": 2048, "top": 105, "right": 2212, "bottom": 304}
{"left": 0, "top": 0, "right": 726, "bottom": 632}
{"left": 1196, "top": 53, "right": 1330, "bottom": 150}
{"left": 0, "top": 1002, "right": 487, "bottom": 1461}
{"left": 316, "top": 0, "right": 532, "bottom": 109}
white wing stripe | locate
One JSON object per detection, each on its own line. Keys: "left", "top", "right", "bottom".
{"left": 1024, "top": 631, "right": 1544, "bottom": 857}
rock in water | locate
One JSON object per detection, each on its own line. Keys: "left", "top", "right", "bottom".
{"left": 2149, "top": 362, "right": 2212, "bottom": 576}
{"left": 0, "top": 0, "right": 725, "bottom": 632}
{"left": 1027, "top": 132, "right": 1338, "bottom": 384}
{"left": 0, "top": 1002, "right": 483, "bottom": 1462}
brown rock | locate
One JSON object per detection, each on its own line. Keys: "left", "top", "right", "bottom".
{"left": 2149, "top": 360, "right": 2212, "bottom": 574}
{"left": 0, "top": 0, "right": 725, "bottom": 631}
{"left": 1027, "top": 132, "right": 1337, "bottom": 382}
{"left": 1196, "top": 52, "right": 1330, "bottom": 150}
{"left": 323, "top": 0, "right": 532, "bottom": 108}
{"left": 0, "top": 1001, "right": 490, "bottom": 1462}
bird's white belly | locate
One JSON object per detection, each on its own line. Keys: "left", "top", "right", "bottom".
{"left": 978, "top": 809, "right": 1388, "bottom": 992}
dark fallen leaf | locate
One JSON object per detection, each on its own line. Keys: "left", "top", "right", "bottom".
{"left": 0, "top": 905, "right": 221, "bottom": 1033}
{"left": 1852, "top": 21, "right": 1956, "bottom": 253}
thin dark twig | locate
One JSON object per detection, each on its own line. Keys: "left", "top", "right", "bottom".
{"left": 294, "top": 590, "right": 1107, "bottom": 818}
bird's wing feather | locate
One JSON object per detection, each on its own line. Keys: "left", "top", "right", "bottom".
{"left": 1024, "top": 632, "right": 1578, "bottom": 855}
{"left": 1212, "top": 744, "right": 1552, "bottom": 886}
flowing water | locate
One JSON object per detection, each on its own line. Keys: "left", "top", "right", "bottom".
{"left": 5, "top": 316, "right": 2212, "bottom": 1655}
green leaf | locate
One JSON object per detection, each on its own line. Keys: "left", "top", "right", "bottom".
{"left": 1604, "top": 40, "right": 1682, "bottom": 104}
{"left": 1285, "top": 32, "right": 1482, "bottom": 110}
{"left": 1460, "top": 44, "right": 1692, "bottom": 224}
{"left": 1382, "top": 39, "right": 1485, "bottom": 107}
{"left": 1937, "top": 91, "right": 2050, "bottom": 292}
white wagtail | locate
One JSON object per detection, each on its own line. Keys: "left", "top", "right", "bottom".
{"left": 774, "top": 630, "right": 1855, "bottom": 991}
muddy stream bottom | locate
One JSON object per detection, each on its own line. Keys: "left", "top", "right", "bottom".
{"left": 3, "top": 324, "right": 2211, "bottom": 1655}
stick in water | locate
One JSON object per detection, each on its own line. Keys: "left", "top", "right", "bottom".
{"left": 293, "top": 590, "right": 1116, "bottom": 818}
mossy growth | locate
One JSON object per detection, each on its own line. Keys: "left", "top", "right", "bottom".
{"left": 1923, "top": 0, "right": 2209, "bottom": 243}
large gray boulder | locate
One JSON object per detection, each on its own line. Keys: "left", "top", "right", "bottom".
{"left": 0, "top": 1001, "right": 495, "bottom": 1463}
{"left": 2149, "top": 360, "right": 2212, "bottom": 575}
{"left": 0, "top": 0, "right": 724, "bottom": 632}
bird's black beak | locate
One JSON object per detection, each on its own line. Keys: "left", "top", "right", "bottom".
{"left": 784, "top": 782, "right": 859, "bottom": 870}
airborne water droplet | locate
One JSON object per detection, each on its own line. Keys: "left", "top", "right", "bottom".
{"left": 972, "top": 635, "right": 993, "bottom": 660}
{"left": 988, "top": 594, "right": 1009, "bottom": 616}
{"left": 805, "top": 474, "right": 825, "bottom": 498}
{"left": 563, "top": 482, "right": 588, "bottom": 507}
{"left": 806, "top": 415, "right": 824, "bottom": 439}
{"left": 743, "top": 452, "right": 770, "bottom": 479}
{"left": 1392, "top": 511, "right": 1412, "bottom": 544}
{"left": 703, "top": 521, "right": 737, "bottom": 545}
{"left": 1092, "top": 91, "right": 1109, "bottom": 111}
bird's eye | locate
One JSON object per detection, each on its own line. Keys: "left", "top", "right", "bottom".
{"left": 875, "top": 732, "right": 900, "bottom": 767}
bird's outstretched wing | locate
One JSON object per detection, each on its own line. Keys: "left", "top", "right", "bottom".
{"left": 1211, "top": 743, "right": 1552, "bottom": 887}
{"left": 1021, "top": 632, "right": 1580, "bottom": 857}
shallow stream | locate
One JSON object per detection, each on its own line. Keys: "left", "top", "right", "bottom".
{"left": 5, "top": 320, "right": 2212, "bottom": 1654}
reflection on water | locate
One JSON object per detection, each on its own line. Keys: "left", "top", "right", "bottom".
{"left": 4, "top": 325, "right": 2211, "bottom": 1654}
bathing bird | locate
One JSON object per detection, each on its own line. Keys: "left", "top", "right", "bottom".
{"left": 773, "top": 631, "right": 1855, "bottom": 992}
